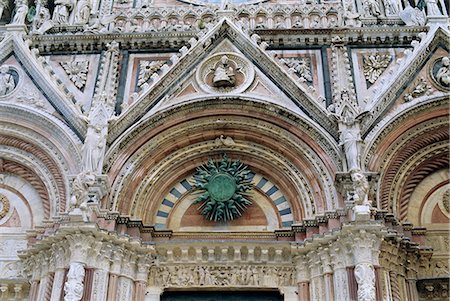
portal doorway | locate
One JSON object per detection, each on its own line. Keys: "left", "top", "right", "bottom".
{"left": 161, "top": 290, "right": 284, "bottom": 301}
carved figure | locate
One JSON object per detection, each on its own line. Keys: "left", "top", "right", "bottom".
{"left": 0, "top": 0, "right": 8, "bottom": 21}
{"left": 11, "top": 0, "right": 28, "bottom": 25}
{"left": 292, "top": 16, "right": 303, "bottom": 28}
{"left": 363, "top": 0, "right": 381, "bottom": 17}
{"left": 339, "top": 121, "right": 361, "bottom": 172}
{"left": 212, "top": 55, "right": 235, "bottom": 87}
{"left": 383, "top": 0, "right": 400, "bottom": 15}
{"left": 52, "top": 0, "right": 74, "bottom": 25}
{"left": 344, "top": 4, "right": 362, "bottom": 26}
{"left": 354, "top": 263, "right": 376, "bottom": 301}
{"left": 70, "top": 171, "right": 95, "bottom": 216}
{"left": 64, "top": 262, "right": 85, "bottom": 301}
{"left": 74, "top": 0, "right": 90, "bottom": 25}
{"left": 0, "top": 66, "right": 15, "bottom": 96}
{"left": 32, "top": 4, "right": 52, "bottom": 34}
{"left": 435, "top": 57, "right": 450, "bottom": 87}
{"left": 351, "top": 170, "right": 370, "bottom": 206}
{"left": 81, "top": 123, "right": 107, "bottom": 173}
{"left": 425, "top": 0, "right": 443, "bottom": 15}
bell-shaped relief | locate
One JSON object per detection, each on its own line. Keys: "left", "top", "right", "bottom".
{"left": 196, "top": 52, "right": 254, "bottom": 94}
{"left": 0, "top": 65, "right": 19, "bottom": 97}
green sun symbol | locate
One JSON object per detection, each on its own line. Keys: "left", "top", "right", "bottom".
{"left": 193, "top": 154, "right": 254, "bottom": 222}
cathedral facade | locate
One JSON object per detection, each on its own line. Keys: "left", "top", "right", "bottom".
{"left": 0, "top": 0, "right": 448, "bottom": 300}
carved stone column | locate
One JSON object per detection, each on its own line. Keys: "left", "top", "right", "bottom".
{"left": 50, "top": 245, "right": 67, "bottom": 301}
{"left": 330, "top": 242, "right": 350, "bottom": 301}
{"left": 308, "top": 252, "right": 324, "bottom": 301}
{"left": 319, "top": 248, "right": 334, "bottom": 301}
{"left": 134, "top": 255, "right": 152, "bottom": 301}
{"left": 351, "top": 230, "right": 380, "bottom": 301}
{"left": 294, "top": 255, "right": 310, "bottom": 301}
{"left": 91, "top": 243, "right": 112, "bottom": 301}
{"left": 106, "top": 248, "right": 124, "bottom": 301}
{"left": 116, "top": 277, "right": 134, "bottom": 301}
{"left": 64, "top": 262, "right": 85, "bottom": 301}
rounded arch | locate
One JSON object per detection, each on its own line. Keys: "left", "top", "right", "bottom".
{"left": 363, "top": 97, "right": 449, "bottom": 219}
{"left": 106, "top": 98, "right": 341, "bottom": 227}
{"left": 0, "top": 104, "right": 83, "bottom": 217}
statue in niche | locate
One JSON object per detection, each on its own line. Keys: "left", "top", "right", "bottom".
{"left": 0, "top": 66, "right": 15, "bottom": 96}
{"left": 11, "top": 0, "right": 28, "bottom": 25}
{"left": 52, "top": 0, "right": 74, "bottom": 25}
{"left": 435, "top": 57, "right": 450, "bottom": 87}
{"left": 212, "top": 55, "right": 236, "bottom": 88}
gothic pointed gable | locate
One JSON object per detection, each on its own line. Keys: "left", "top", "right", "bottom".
{"left": 361, "top": 26, "right": 450, "bottom": 135}
{"left": 0, "top": 34, "right": 87, "bottom": 138}
{"left": 108, "top": 18, "right": 336, "bottom": 143}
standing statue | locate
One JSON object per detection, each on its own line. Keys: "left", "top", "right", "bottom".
{"left": 52, "top": 0, "right": 74, "bottom": 25}
{"left": 0, "top": 66, "right": 15, "bottom": 96}
{"left": 339, "top": 121, "right": 362, "bottom": 172}
{"left": 425, "top": 0, "right": 443, "bottom": 15}
{"left": 212, "top": 55, "right": 235, "bottom": 87}
{"left": 11, "top": 0, "right": 28, "bottom": 25}
{"left": 32, "top": 4, "right": 52, "bottom": 34}
{"left": 64, "top": 262, "right": 85, "bottom": 301}
{"left": 0, "top": 0, "right": 9, "bottom": 21}
{"left": 363, "top": 0, "right": 381, "bottom": 17}
{"left": 73, "top": 0, "right": 90, "bottom": 25}
{"left": 81, "top": 122, "right": 107, "bottom": 174}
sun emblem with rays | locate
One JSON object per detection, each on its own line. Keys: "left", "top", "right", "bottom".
{"left": 193, "top": 154, "right": 254, "bottom": 222}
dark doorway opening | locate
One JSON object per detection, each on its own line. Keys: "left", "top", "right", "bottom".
{"left": 161, "top": 290, "right": 284, "bottom": 301}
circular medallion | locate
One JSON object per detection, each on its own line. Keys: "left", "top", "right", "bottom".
{"left": 193, "top": 154, "right": 254, "bottom": 222}
{"left": 208, "top": 173, "right": 236, "bottom": 202}
{"left": 0, "top": 65, "right": 19, "bottom": 98}
{"left": 431, "top": 56, "right": 450, "bottom": 91}
{"left": 196, "top": 52, "right": 254, "bottom": 94}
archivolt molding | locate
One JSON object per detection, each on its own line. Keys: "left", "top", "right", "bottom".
{"left": 0, "top": 147, "right": 62, "bottom": 217}
{"left": 362, "top": 96, "right": 448, "bottom": 169}
{"left": 107, "top": 109, "right": 340, "bottom": 223}
{"left": 127, "top": 142, "right": 320, "bottom": 223}
{"left": 0, "top": 104, "right": 83, "bottom": 173}
{"left": 381, "top": 142, "right": 448, "bottom": 218}
{"left": 105, "top": 98, "right": 341, "bottom": 172}
{"left": 110, "top": 136, "right": 335, "bottom": 223}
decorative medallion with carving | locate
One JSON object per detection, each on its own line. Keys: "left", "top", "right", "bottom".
{"left": 193, "top": 155, "right": 253, "bottom": 222}
{"left": 0, "top": 194, "right": 10, "bottom": 219}
{"left": 60, "top": 60, "right": 89, "bottom": 90}
{"left": 0, "top": 65, "right": 19, "bottom": 97}
{"left": 196, "top": 53, "right": 254, "bottom": 94}
{"left": 431, "top": 56, "right": 450, "bottom": 91}
{"left": 362, "top": 54, "right": 392, "bottom": 86}
{"left": 441, "top": 189, "right": 450, "bottom": 214}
